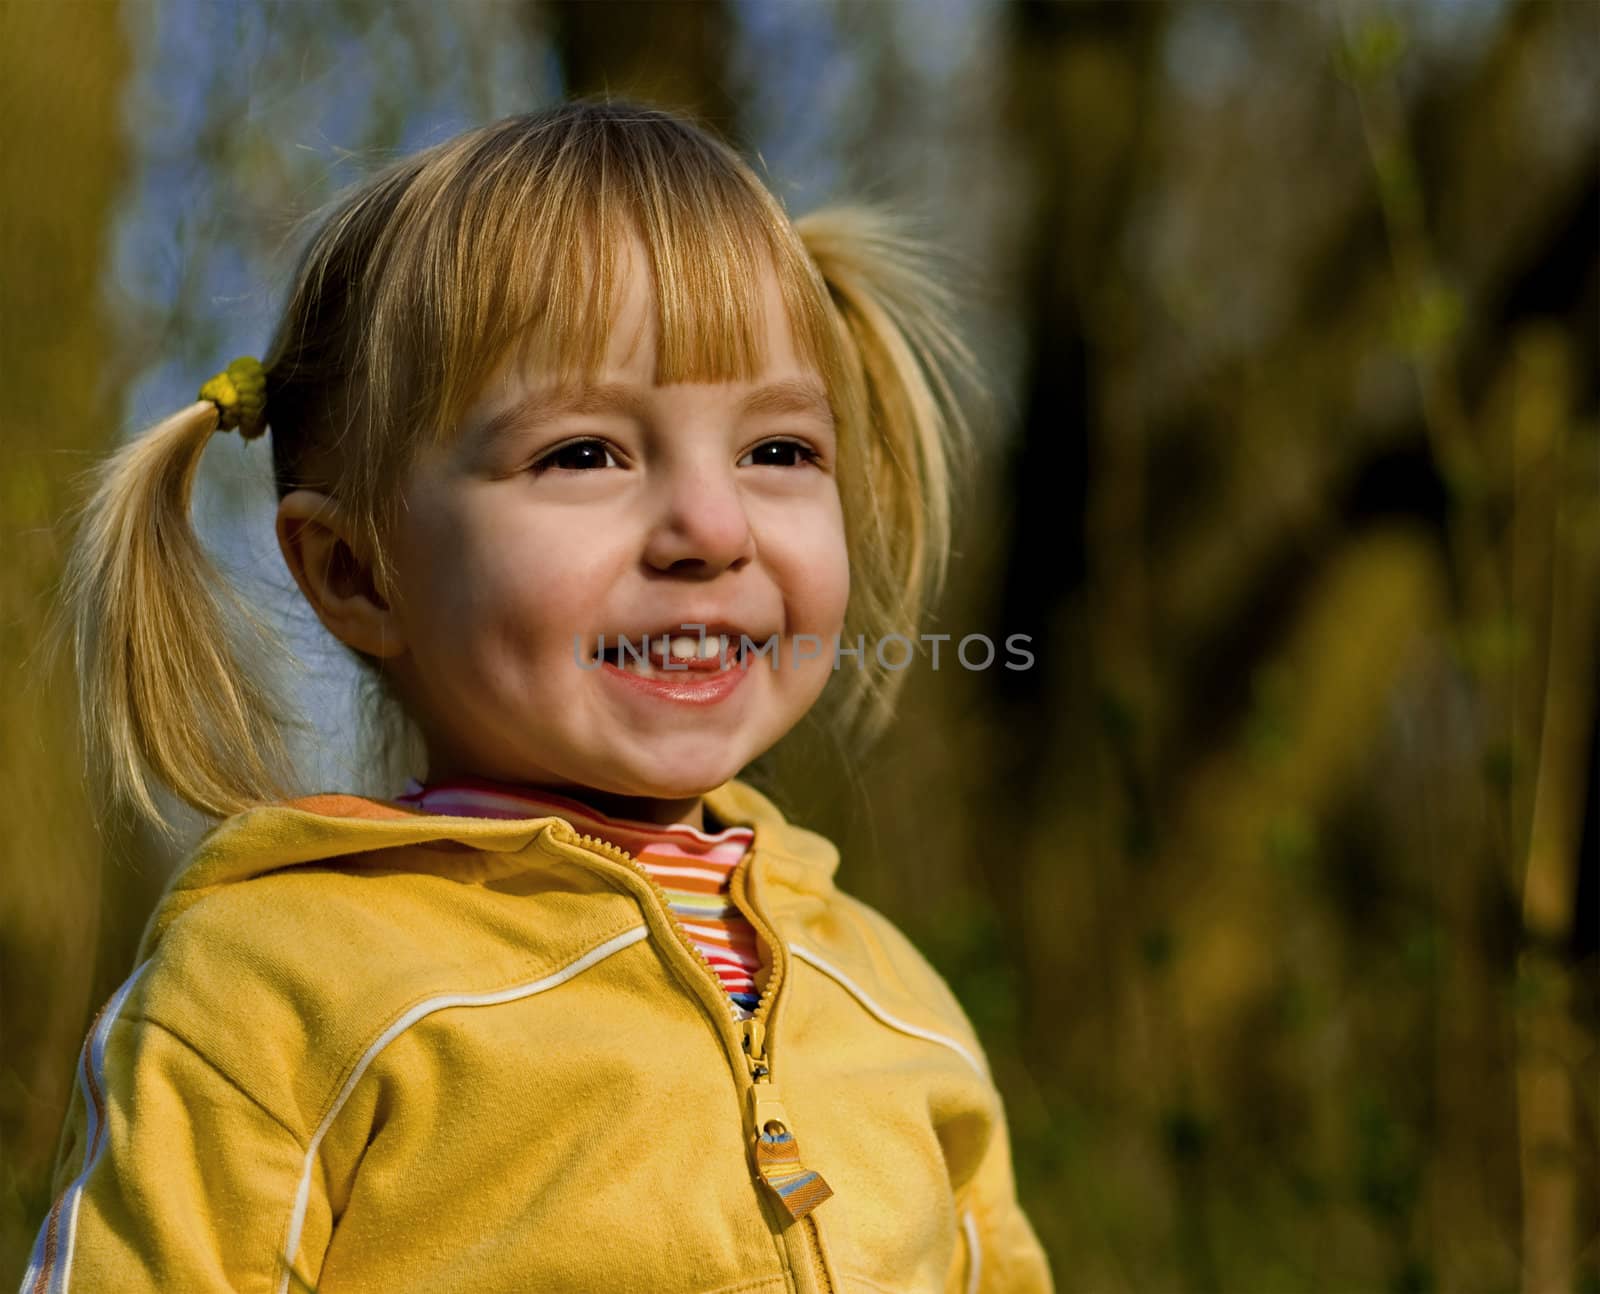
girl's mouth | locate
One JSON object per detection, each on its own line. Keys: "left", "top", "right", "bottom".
{"left": 592, "top": 631, "right": 748, "bottom": 677}
{"left": 594, "top": 632, "right": 754, "bottom": 706}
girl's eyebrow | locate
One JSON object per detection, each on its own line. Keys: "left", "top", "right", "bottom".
{"left": 737, "top": 378, "right": 834, "bottom": 424}
{"left": 472, "top": 378, "right": 833, "bottom": 454}
{"left": 471, "top": 384, "right": 647, "bottom": 453}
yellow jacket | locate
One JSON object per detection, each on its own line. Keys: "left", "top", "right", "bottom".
{"left": 25, "top": 780, "right": 1053, "bottom": 1293}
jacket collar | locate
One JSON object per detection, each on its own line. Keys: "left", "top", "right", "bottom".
{"left": 138, "top": 778, "right": 841, "bottom": 957}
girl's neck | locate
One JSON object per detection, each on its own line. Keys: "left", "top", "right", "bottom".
{"left": 419, "top": 767, "right": 705, "bottom": 831}
{"left": 558, "top": 787, "right": 706, "bottom": 831}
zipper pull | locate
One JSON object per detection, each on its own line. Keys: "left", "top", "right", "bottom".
{"left": 742, "top": 1018, "right": 834, "bottom": 1221}
{"left": 742, "top": 1017, "right": 766, "bottom": 1073}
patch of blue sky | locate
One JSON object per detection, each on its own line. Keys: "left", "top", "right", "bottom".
{"left": 889, "top": 0, "right": 989, "bottom": 85}
{"left": 475, "top": 22, "right": 561, "bottom": 122}
{"left": 115, "top": 0, "right": 547, "bottom": 428}
{"left": 196, "top": 239, "right": 262, "bottom": 321}
{"left": 122, "top": 355, "right": 196, "bottom": 430}
{"left": 308, "top": 27, "right": 386, "bottom": 171}
{"left": 540, "top": 43, "right": 568, "bottom": 105}
{"left": 1163, "top": 3, "right": 1254, "bottom": 106}
{"left": 124, "top": 0, "right": 219, "bottom": 154}
{"left": 1403, "top": 0, "right": 1509, "bottom": 63}
{"left": 111, "top": 204, "right": 182, "bottom": 312}
{"left": 730, "top": 0, "right": 851, "bottom": 211}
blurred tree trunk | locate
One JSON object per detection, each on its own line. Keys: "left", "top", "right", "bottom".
{"left": 1507, "top": 327, "right": 1597, "bottom": 1294}
{"left": 991, "top": 4, "right": 1200, "bottom": 1287}
{"left": 0, "top": 0, "right": 139, "bottom": 1281}
{"left": 994, "top": 0, "right": 1169, "bottom": 1063}
{"left": 539, "top": 0, "right": 737, "bottom": 134}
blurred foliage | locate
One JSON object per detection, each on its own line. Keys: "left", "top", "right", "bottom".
{"left": 4, "top": 1, "right": 1598, "bottom": 1291}
{"left": 0, "top": 0, "right": 135, "bottom": 1274}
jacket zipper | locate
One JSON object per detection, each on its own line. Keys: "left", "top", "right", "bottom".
{"left": 560, "top": 823, "right": 747, "bottom": 1024}
{"left": 731, "top": 857, "right": 835, "bottom": 1293}
{"left": 741, "top": 1015, "right": 835, "bottom": 1293}
{"left": 551, "top": 824, "right": 835, "bottom": 1291}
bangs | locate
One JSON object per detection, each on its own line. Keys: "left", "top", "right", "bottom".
{"left": 363, "top": 106, "right": 844, "bottom": 454}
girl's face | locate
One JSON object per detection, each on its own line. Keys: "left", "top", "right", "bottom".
{"left": 381, "top": 239, "right": 849, "bottom": 822}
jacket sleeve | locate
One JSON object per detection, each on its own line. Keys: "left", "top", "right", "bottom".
{"left": 838, "top": 895, "right": 1055, "bottom": 1292}
{"left": 21, "top": 996, "right": 327, "bottom": 1294}
{"left": 949, "top": 1086, "right": 1055, "bottom": 1294}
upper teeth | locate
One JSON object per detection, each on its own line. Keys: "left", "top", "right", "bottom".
{"left": 665, "top": 634, "right": 727, "bottom": 660}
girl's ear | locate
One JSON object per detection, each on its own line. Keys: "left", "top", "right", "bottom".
{"left": 276, "top": 490, "right": 407, "bottom": 659}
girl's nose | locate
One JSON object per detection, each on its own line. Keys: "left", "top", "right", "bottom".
{"left": 642, "top": 464, "right": 756, "bottom": 576}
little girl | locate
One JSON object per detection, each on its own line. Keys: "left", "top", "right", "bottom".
{"left": 25, "top": 100, "right": 1052, "bottom": 1294}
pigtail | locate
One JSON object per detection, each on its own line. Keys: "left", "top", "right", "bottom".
{"left": 56, "top": 399, "right": 294, "bottom": 835}
{"left": 795, "top": 206, "right": 981, "bottom": 736}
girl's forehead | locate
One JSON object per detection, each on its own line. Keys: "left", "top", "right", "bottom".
{"left": 497, "top": 235, "right": 814, "bottom": 391}
{"left": 430, "top": 212, "right": 842, "bottom": 465}
{"left": 610, "top": 240, "right": 805, "bottom": 377}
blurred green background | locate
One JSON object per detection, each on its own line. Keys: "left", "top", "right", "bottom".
{"left": 3, "top": 1, "right": 1597, "bottom": 1290}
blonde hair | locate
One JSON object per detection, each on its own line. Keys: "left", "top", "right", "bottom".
{"left": 60, "top": 99, "right": 977, "bottom": 834}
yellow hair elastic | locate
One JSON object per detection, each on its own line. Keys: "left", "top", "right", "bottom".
{"left": 198, "top": 356, "right": 268, "bottom": 440}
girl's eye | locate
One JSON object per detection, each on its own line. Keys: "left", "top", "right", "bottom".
{"left": 533, "top": 439, "right": 620, "bottom": 473}
{"left": 739, "top": 439, "right": 822, "bottom": 469}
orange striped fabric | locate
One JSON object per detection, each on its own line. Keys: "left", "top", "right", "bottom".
{"left": 393, "top": 778, "right": 766, "bottom": 1018}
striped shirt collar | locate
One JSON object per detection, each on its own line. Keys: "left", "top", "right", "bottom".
{"left": 393, "top": 776, "right": 753, "bottom": 862}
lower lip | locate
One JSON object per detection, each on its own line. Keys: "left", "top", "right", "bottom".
{"left": 598, "top": 653, "right": 752, "bottom": 705}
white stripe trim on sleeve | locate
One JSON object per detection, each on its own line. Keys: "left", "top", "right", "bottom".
{"left": 22, "top": 960, "right": 152, "bottom": 1294}
{"left": 788, "top": 944, "right": 988, "bottom": 1080}
{"left": 275, "top": 923, "right": 650, "bottom": 1294}
{"left": 962, "top": 1208, "right": 982, "bottom": 1294}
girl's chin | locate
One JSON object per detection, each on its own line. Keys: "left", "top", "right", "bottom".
{"left": 556, "top": 774, "right": 737, "bottom": 830}
{"left": 605, "top": 769, "right": 742, "bottom": 803}
{"left": 596, "top": 753, "right": 754, "bottom": 804}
